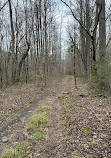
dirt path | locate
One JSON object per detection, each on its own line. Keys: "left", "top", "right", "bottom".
{"left": 32, "top": 78, "right": 111, "bottom": 158}
{"left": 33, "top": 77, "right": 74, "bottom": 158}
{"left": 0, "top": 76, "right": 111, "bottom": 158}
{"left": 35, "top": 101, "right": 64, "bottom": 158}
{"left": 0, "top": 76, "right": 73, "bottom": 155}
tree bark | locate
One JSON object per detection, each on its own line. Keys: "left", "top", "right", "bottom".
{"left": 98, "top": 0, "right": 106, "bottom": 52}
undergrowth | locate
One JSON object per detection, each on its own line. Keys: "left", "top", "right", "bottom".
{"left": 89, "top": 51, "right": 111, "bottom": 94}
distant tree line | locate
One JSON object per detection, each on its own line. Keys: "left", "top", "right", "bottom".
{"left": 0, "top": 0, "right": 63, "bottom": 87}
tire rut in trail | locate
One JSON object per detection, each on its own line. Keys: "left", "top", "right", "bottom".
{"left": 0, "top": 93, "right": 50, "bottom": 137}
{"left": 0, "top": 76, "right": 72, "bottom": 153}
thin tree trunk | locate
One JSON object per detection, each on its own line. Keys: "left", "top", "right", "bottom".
{"left": 16, "top": 43, "right": 30, "bottom": 82}
{"left": 8, "top": 0, "right": 15, "bottom": 83}
{"left": 98, "top": 0, "right": 106, "bottom": 52}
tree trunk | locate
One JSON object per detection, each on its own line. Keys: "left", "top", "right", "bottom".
{"left": 16, "top": 43, "right": 30, "bottom": 82}
{"left": 98, "top": 0, "right": 106, "bottom": 52}
{"left": 8, "top": 0, "right": 15, "bottom": 83}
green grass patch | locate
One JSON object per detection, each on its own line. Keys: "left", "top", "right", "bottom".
{"left": 1, "top": 142, "right": 29, "bottom": 158}
{"left": 26, "top": 112, "right": 49, "bottom": 132}
{"left": 29, "top": 130, "right": 45, "bottom": 141}
{"left": 30, "top": 112, "right": 49, "bottom": 126}
{"left": 1, "top": 104, "right": 50, "bottom": 158}
{"left": 26, "top": 105, "right": 50, "bottom": 143}
{"left": 26, "top": 123, "right": 35, "bottom": 132}
{"left": 37, "top": 105, "right": 50, "bottom": 113}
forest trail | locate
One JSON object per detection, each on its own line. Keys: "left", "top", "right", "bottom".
{"left": 0, "top": 76, "right": 72, "bottom": 156}
{"left": 0, "top": 76, "right": 111, "bottom": 158}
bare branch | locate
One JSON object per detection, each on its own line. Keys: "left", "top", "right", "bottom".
{"left": 60, "top": 0, "right": 92, "bottom": 39}
{"left": 0, "top": 1, "right": 8, "bottom": 12}
{"left": 106, "top": 37, "right": 111, "bottom": 48}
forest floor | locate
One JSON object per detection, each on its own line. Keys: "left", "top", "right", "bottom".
{"left": 0, "top": 76, "right": 111, "bottom": 158}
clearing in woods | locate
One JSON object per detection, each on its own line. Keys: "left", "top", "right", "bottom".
{"left": 0, "top": 76, "right": 111, "bottom": 158}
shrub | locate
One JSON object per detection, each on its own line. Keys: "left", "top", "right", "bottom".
{"left": 89, "top": 51, "right": 111, "bottom": 93}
